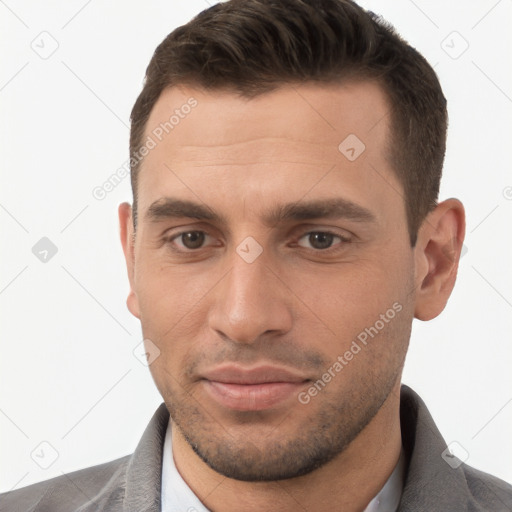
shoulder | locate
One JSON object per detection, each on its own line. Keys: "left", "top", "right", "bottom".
{"left": 461, "top": 462, "right": 512, "bottom": 510}
{"left": 0, "top": 455, "right": 130, "bottom": 512}
{"left": 399, "top": 385, "right": 512, "bottom": 510}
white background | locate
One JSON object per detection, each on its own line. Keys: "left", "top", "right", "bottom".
{"left": 1, "top": 0, "right": 511, "bottom": 493}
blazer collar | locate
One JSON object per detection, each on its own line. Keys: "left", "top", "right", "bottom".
{"left": 398, "top": 384, "right": 474, "bottom": 510}
{"left": 123, "top": 403, "right": 169, "bottom": 512}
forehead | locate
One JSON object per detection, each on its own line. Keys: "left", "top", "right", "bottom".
{"left": 144, "top": 81, "right": 390, "bottom": 154}
{"left": 136, "top": 81, "right": 400, "bottom": 225}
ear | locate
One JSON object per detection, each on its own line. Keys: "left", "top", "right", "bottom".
{"left": 118, "top": 202, "right": 140, "bottom": 319}
{"left": 413, "top": 198, "right": 466, "bottom": 321}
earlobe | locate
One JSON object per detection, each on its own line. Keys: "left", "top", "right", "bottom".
{"left": 413, "top": 198, "right": 466, "bottom": 321}
{"left": 118, "top": 202, "right": 141, "bottom": 319}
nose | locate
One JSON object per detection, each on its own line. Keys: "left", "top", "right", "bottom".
{"left": 208, "top": 247, "right": 293, "bottom": 344}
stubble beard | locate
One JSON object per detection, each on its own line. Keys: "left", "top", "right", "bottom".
{"left": 164, "top": 365, "right": 402, "bottom": 482}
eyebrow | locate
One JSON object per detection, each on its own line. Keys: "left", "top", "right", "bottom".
{"left": 145, "top": 198, "right": 224, "bottom": 223}
{"left": 144, "top": 197, "right": 377, "bottom": 226}
{"left": 264, "top": 198, "right": 376, "bottom": 225}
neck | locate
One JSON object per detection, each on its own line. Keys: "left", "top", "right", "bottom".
{"left": 172, "top": 382, "right": 403, "bottom": 512}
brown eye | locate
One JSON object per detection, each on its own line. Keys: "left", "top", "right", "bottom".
{"left": 179, "top": 231, "right": 206, "bottom": 249}
{"left": 297, "top": 231, "right": 344, "bottom": 250}
{"left": 308, "top": 232, "right": 334, "bottom": 249}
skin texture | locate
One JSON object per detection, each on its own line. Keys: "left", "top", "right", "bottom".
{"left": 119, "top": 82, "right": 465, "bottom": 512}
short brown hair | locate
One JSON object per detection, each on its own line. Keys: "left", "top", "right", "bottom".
{"left": 130, "top": 0, "right": 447, "bottom": 246}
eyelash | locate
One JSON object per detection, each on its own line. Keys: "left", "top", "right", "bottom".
{"left": 163, "top": 229, "right": 352, "bottom": 254}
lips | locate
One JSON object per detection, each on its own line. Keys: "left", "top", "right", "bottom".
{"left": 200, "top": 365, "right": 310, "bottom": 411}
{"left": 201, "top": 365, "right": 308, "bottom": 385}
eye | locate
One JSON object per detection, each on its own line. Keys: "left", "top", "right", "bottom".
{"left": 168, "top": 230, "right": 212, "bottom": 250}
{"left": 297, "top": 231, "right": 347, "bottom": 250}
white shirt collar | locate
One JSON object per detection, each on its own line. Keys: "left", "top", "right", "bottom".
{"left": 161, "top": 419, "right": 405, "bottom": 512}
{"left": 161, "top": 418, "right": 208, "bottom": 512}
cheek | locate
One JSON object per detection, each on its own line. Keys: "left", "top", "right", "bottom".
{"left": 290, "top": 260, "right": 408, "bottom": 337}
{"left": 133, "top": 261, "right": 217, "bottom": 364}
{"left": 135, "top": 255, "right": 210, "bottom": 317}
{"left": 286, "top": 257, "right": 414, "bottom": 386}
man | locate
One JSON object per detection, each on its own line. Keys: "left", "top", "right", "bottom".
{"left": 1, "top": 0, "right": 511, "bottom": 510}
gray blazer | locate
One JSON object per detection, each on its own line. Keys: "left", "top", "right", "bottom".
{"left": 1, "top": 385, "right": 511, "bottom": 511}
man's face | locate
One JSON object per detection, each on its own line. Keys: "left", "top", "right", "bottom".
{"left": 121, "top": 82, "right": 417, "bottom": 480}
